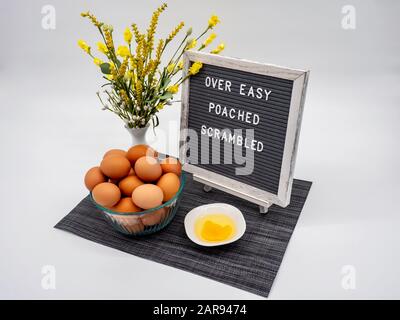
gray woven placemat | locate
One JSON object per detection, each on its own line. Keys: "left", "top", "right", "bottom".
{"left": 55, "top": 174, "right": 312, "bottom": 297}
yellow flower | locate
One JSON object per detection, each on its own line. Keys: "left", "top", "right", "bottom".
{"left": 124, "top": 27, "right": 132, "bottom": 44}
{"left": 208, "top": 15, "right": 220, "bottom": 28}
{"left": 135, "top": 79, "right": 143, "bottom": 105}
{"left": 186, "top": 38, "right": 197, "bottom": 50}
{"left": 131, "top": 23, "right": 141, "bottom": 43}
{"left": 147, "top": 3, "right": 168, "bottom": 52}
{"left": 105, "top": 74, "right": 114, "bottom": 81}
{"left": 93, "top": 58, "right": 103, "bottom": 66}
{"left": 203, "top": 33, "right": 216, "bottom": 48}
{"left": 211, "top": 42, "right": 225, "bottom": 54}
{"left": 167, "top": 63, "right": 175, "bottom": 73}
{"left": 103, "top": 27, "right": 114, "bottom": 50}
{"left": 142, "top": 59, "right": 154, "bottom": 77}
{"left": 119, "top": 89, "right": 130, "bottom": 105}
{"left": 78, "top": 39, "right": 90, "bottom": 54}
{"left": 97, "top": 42, "right": 108, "bottom": 54}
{"left": 167, "top": 85, "right": 179, "bottom": 94}
{"left": 124, "top": 70, "right": 134, "bottom": 82}
{"left": 156, "top": 102, "right": 165, "bottom": 110}
{"left": 81, "top": 11, "right": 103, "bottom": 27}
{"left": 150, "top": 39, "right": 164, "bottom": 77}
{"left": 118, "top": 57, "right": 129, "bottom": 78}
{"left": 167, "top": 21, "right": 185, "bottom": 43}
{"left": 177, "top": 60, "right": 184, "bottom": 69}
{"left": 189, "top": 61, "right": 203, "bottom": 75}
{"left": 116, "top": 45, "right": 130, "bottom": 57}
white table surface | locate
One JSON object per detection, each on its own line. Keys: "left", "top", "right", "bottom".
{"left": 1, "top": 0, "right": 399, "bottom": 299}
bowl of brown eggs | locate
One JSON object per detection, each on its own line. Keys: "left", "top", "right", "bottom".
{"left": 84, "top": 144, "right": 185, "bottom": 236}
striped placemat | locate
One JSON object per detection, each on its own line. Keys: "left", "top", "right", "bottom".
{"left": 55, "top": 174, "right": 312, "bottom": 297}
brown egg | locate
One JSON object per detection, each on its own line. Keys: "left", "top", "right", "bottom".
{"left": 117, "top": 215, "right": 145, "bottom": 234}
{"left": 118, "top": 175, "right": 144, "bottom": 196}
{"left": 134, "top": 156, "right": 162, "bottom": 182}
{"left": 132, "top": 184, "right": 163, "bottom": 209}
{"left": 126, "top": 144, "right": 158, "bottom": 165}
{"left": 108, "top": 178, "right": 120, "bottom": 185}
{"left": 84, "top": 166, "right": 107, "bottom": 191}
{"left": 110, "top": 197, "right": 141, "bottom": 213}
{"left": 100, "top": 155, "right": 131, "bottom": 179}
{"left": 160, "top": 157, "right": 182, "bottom": 176}
{"left": 103, "top": 149, "right": 127, "bottom": 159}
{"left": 110, "top": 212, "right": 144, "bottom": 233}
{"left": 92, "top": 182, "right": 121, "bottom": 207}
{"left": 140, "top": 207, "right": 167, "bottom": 227}
{"left": 157, "top": 173, "right": 181, "bottom": 202}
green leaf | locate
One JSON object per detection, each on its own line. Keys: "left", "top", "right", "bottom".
{"left": 160, "top": 78, "right": 171, "bottom": 90}
{"left": 159, "top": 92, "right": 173, "bottom": 100}
{"left": 100, "top": 63, "right": 111, "bottom": 74}
{"left": 153, "top": 115, "right": 159, "bottom": 128}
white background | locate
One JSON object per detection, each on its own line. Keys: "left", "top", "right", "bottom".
{"left": 0, "top": 0, "right": 399, "bottom": 299}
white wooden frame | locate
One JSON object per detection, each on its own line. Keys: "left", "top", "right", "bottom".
{"left": 179, "top": 51, "right": 309, "bottom": 208}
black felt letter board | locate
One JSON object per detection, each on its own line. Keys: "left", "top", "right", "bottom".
{"left": 187, "top": 63, "right": 294, "bottom": 195}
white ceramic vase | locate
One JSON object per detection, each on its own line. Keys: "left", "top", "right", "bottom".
{"left": 125, "top": 124, "right": 150, "bottom": 146}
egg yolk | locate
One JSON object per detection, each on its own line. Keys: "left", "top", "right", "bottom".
{"left": 195, "top": 214, "right": 236, "bottom": 242}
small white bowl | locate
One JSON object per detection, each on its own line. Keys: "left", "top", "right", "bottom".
{"left": 184, "top": 203, "right": 246, "bottom": 247}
